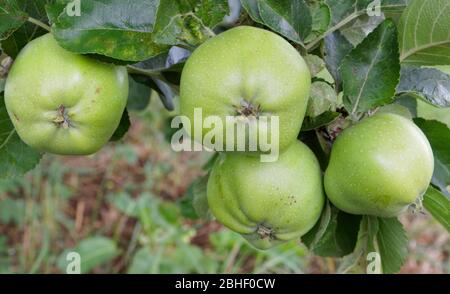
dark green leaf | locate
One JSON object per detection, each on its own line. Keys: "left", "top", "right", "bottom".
{"left": 179, "top": 185, "right": 199, "bottom": 220}
{"left": 298, "top": 131, "right": 330, "bottom": 171}
{"left": 49, "top": 0, "right": 168, "bottom": 61}
{"left": 340, "top": 19, "right": 400, "bottom": 115}
{"left": 399, "top": 0, "right": 450, "bottom": 65}
{"left": 376, "top": 217, "right": 408, "bottom": 274}
{"left": 193, "top": 0, "right": 230, "bottom": 28}
{"left": 129, "top": 73, "right": 176, "bottom": 111}
{"left": 307, "top": 81, "right": 340, "bottom": 117}
{"left": 127, "top": 76, "right": 152, "bottom": 111}
{"left": 240, "top": 0, "right": 263, "bottom": 23}
{"left": 414, "top": 118, "right": 450, "bottom": 198}
{"left": 305, "top": 2, "right": 330, "bottom": 43}
{"left": 302, "top": 202, "right": 362, "bottom": 257}
{"left": 395, "top": 94, "right": 417, "bottom": 117}
{"left": 110, "top": 109, "right": 130, "bottom": 142}
{"left": 302, "top": 111, "right": 341, "bottom": 131}
{"left": 397, "top": 67, "right": 450, "bottom": 107}
{"left": 45, "top": 0, "right": 69, "bottom": 24}
{"left": 258, "top": 0, "right": 312, "bottom": 44}
{"left": 0, "top": 96, "right": 41, "bottom": 179}
{"left": 324, "top": 30, "right": 353, "bottom": 89}
{"left": 154, "top": 13, "right": 213, "bottom": 47}
{"left": 1, "top": 0, "right": 50, "bottom": 58}
{"left": 423, "top": 186, "right": 450, "bottom": 232}
{"left": 153, "top": 0, "right": 228, "bottom": 47}
{"left": 340, "top": 13, "right": 384, "bottom": 46}
{"left": 153, "top": 79, "right": 176, "bottom": 111}
{"left": 0, "top": 0, "right": 28, "bottom": 40}
{"left": 179, "top": 174, "right": 210, "bottom": 220}
{"left": 326, "top": 0, "right": 407, "bottom": 26}
{"left": 304, "top": 54, "right": 326, "bottom": 77}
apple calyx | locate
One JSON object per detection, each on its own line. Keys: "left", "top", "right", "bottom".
{"left": 235, "top": 99, "right": 262, "bottom": 118}
{"left": 257, "top": 224, "right": 275, "bottom": 240}
{"left": 53, "top": 105, "right": 72, "bottom": 129}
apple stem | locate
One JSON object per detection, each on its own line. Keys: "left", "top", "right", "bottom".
{"left": 27, "top": 17, "right": 51, "bottom": 32}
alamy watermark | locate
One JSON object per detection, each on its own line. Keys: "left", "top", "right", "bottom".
{"left": 65, "top": 252, "right": 81, "bottom": 274}
{"left": 66, "top": 0, "right": 81, "bottom": 17}
{"left": 170, "top": 108, "right": 280, "bottom": 162}
{"left": 366, "top": 252, "right": 382, "bottom": 274}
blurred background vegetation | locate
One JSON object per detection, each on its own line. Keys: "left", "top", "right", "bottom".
{"left": 0, "top": 95, "right": 448, "bottom": 274}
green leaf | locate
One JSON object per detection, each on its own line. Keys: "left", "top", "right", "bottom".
{"left": 341, "top": 19, "right": 400, "bottom": 115}
{"left": 305, "top": 2, "right": 330, "bottom": 43}
{"left": 0, "top": 96, "right": 41, "bottom": 179}
{"left": 110, "top": 109, "right": 130, "bottom": 142}
{"left": 258, "top": 0, "right": 312, "bottom": 44}
{"left": 326, "top": 0, "right": 407, "bottom": 26}
{"left": 307, "top": 81, "right": 340, "bottom": 117}
{"left": 0, "top": 198, "right": 25, "bottom": 225}
{"left": 324, "top": 30, "right": 353, "bottom": 89}
{"left": 178, "top": 174, "right": 210, "bottom": 220}
{"left": 304, "top": 54, "right": 326, "bottom": 77}
{"left": 376, "top": 217, "right": 408, "bottom": 274}
{"left": 178, "top": 189, "right": 199, "bottom": 220}
{"left": 397, "top": 67, "right": 450, "bottom": 107}
{"left": 423, "top": 186, "right": 450, "bottom": 232}
{"left": 127, "top": 247, "right": 155, "bottom": 274}
{"left": 154, "top": 13, "right": 212, "bottom": 47}
{"left": 305, "top": 0, "right": 407, "bottom": 50}
{"left": 240, "top": 0, "right": 263, "bottom": 23}
{"left": 1, "top": 0, "right": 50, "bottom": 58}
{"left": 132, "top": 46, "right": 189, "bottom": 85}
{"left": 399, "top": 0, "right": 450, "bottom": 65}
{"left": 192, "top": 175, "right": 211, "bottom": 219}
{"left": 302, "top": 202, "right": 362, "bottom": 257}
{"left": 153, "top": 0, "right": 228, "bottom": 47}
{"left": 57, "top": 236, "right": 119, "bottom": 274}
{"left": 49, "top": 0, "right": 168, "bottom": 62}
{"left": 340, "top": 13, "right": 384, "bottom": 46}
{"left": 45, "top": 0, "right": 68, "bottom": 24}
{"left": 414, "top": 118, "right": 450, "bottom": 198}
{"left": 127, "top": 76, "right": 152, "bottom": 111}
{"left": 129, "top": 73, "right": 177, "bottom": 111}
{"left": 0, "top": 0, "right": 28, "bottom": 40}
{"left": 241, "top": 0, "right": 312, "bottom": 45}
{"left": 338, "top": 215, "right": 408, "bottom": 274}
{"left": 301, "top": 111, "right": 341, "bottom": 131}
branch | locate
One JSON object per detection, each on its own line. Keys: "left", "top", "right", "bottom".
{"left": 27, "top": 17, "right": 51, "bottom": 32}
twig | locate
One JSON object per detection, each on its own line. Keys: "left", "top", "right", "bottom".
{"left": 27, "top": 17, "right": 51, "bottom": 32}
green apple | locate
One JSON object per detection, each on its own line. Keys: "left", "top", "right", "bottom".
{"left": 325, "top": 113, "right": 434, "bottom": 217}
{"left": 207, "top": 141, "right": 324, "bottom": 250}
{"left": 416, "top": 65, "right": 450, "bottom": 127}
{"left": 180, "top": 26, "right": 311, "bottom": 154}
{"left": 4, "top": 33, "right": 128, "bottom": 155}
